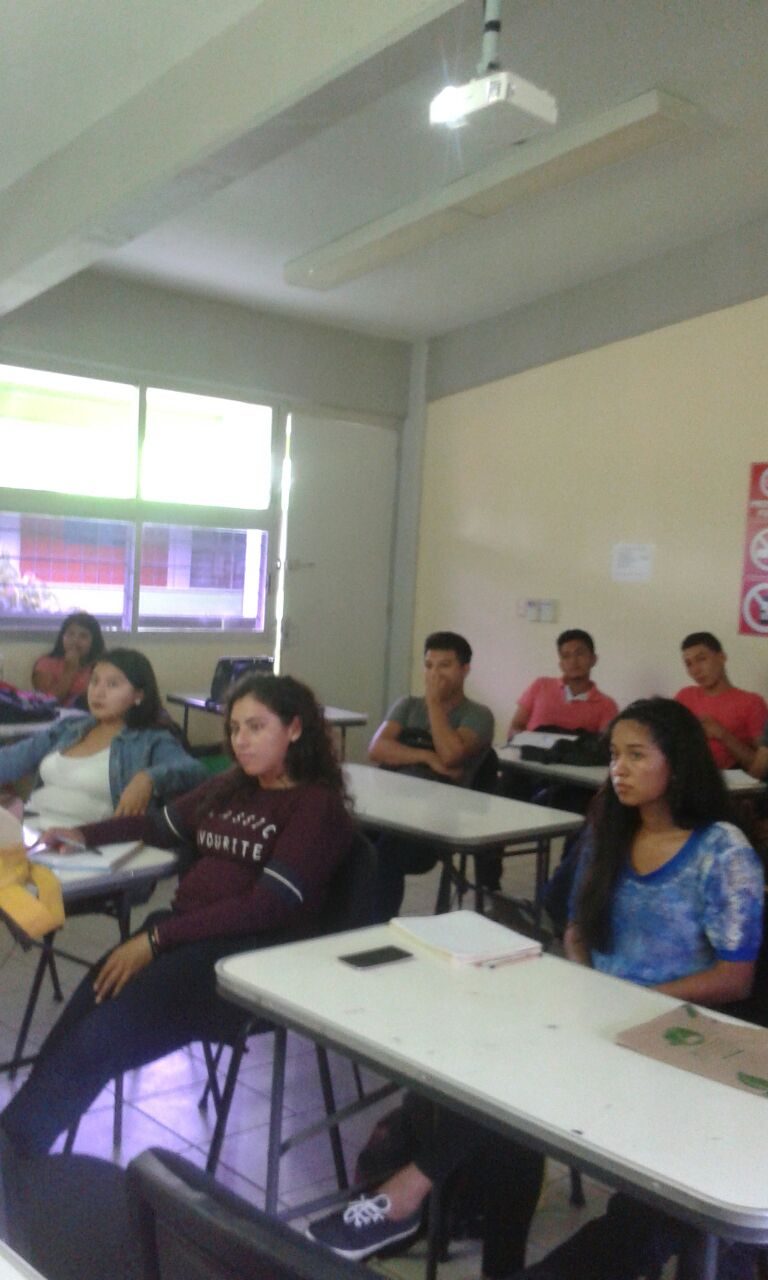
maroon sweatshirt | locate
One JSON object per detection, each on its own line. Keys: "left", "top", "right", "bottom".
{"left": 81, "top": 776, "right": 354, "bottom": 951}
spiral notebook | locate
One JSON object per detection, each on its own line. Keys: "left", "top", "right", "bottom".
{"left": 389, "top": 910, "right": 541, "bottom": 968}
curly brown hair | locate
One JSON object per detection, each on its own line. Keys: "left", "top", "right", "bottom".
{"left": 202, "top": 673, "right": 348, "bottom": 809}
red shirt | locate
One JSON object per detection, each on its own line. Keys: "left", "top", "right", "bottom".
{"left": 675, "top": 685, "right": 768, "bottom": 768}
{"left": 32, "top": 656, "right": 92, "bottom": 707}
{"left": 517, "top": 677, "right": 618, "bottom": 733}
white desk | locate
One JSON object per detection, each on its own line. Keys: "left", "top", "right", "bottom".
{"left": 166, "top": 691, "right": 367, "bottom": 757}
{"left": 0, "top": 1242, "right": 45, "bottom": 1280}
{"left": 218, "top": 926, "right": 768, "bottom": 1275}
{"left": 497, "top": 745, "right": 767, "bottom": 797}
{"left": 344, "top": 762, "right": 584, "bottom": 911}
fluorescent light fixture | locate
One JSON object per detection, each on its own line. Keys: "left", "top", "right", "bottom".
{"left": 285, "top": 91, "right": 702, "bottom": 291}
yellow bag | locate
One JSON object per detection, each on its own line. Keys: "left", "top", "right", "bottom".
{"left": 0, "top": 844, "right": 65, "bottom": 947}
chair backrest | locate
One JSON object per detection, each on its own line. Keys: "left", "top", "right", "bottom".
{"left": 126, "top": 1148, "right": 371, "bottom": 1280}
{"left": 318, "top": 829, "right": 378, "bottom": 935}
{"left": 469, "top": 746, "right": 500, "bottom": 795}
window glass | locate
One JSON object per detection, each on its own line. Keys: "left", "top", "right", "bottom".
{"left": 142, "top": 389, "right": 272, "bottom": 509}
{"left": 0, "top": 512, "right": 133, "bottom": 628}
{"left": 137, "top": 522, "right": 268, "bottom": 632}
{"left": 0, "top": 363, "right": 138, "bottom": 499}
{"left": 0, "top": 367, "right": 277, "bottom": 637}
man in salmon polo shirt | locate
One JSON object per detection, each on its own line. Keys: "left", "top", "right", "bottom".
{"left": 507, "top": 629, "right": 618, "bottom": 740}
{"left": 675, "top": 631, "right": 767, "bottom": 770}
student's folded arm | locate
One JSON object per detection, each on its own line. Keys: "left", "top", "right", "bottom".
{"left": 655, "top": 958, "right": 755, "bottom": 1006}
{"left": 564, "top": 923, "right": 591, "bottom": 966}
{"left": 749, "top": 744, "right": 768, "bottom": 780}
{"left": 428, "top": 708, "right": 482, "bottom": 769}
{"left": 368, "top": 720, "right": 432, "bottom": 769}
{"left": 31, "top": 658, "right": 76, "bottom": 702}
{"left": 80, "top": 781, "right": 207, "bottom": 850}
{"left": 142, "top": 734, "right": 208, "bottom": 798}
{"left": 0, "top": 726, "right": 59, "bottom": 786}
{"left": 714, "top": 725, "right": 758, "bottom": 771}
{"left": 507, "top": 704, "right": 529, "bottom": 738}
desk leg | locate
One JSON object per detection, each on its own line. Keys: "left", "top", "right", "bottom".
{"left": 2, "top": 934, "right": 55, "bottom": 1077}
{"left": 425, "top": 1101, "right": 445, "bottom": 1280}
{"left": 425, "top": 1179, "right": 443, "bottom": 1280}
{"left": 265, "top": 1026, "right": 288, "bottom": 1215}
{"left": 533, "top": 837, "right": 552, "bottom": 930}
{"left": 677, "top": 1232, "right": 719, "bottom": 1280}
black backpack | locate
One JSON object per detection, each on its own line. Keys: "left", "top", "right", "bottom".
{"left": 519, "top": 727, "right": 609, "bottom": 767}
{"left": 0, "top": 683, "right": 59, "bottom": 724}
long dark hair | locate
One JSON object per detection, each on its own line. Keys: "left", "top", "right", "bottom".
{"left": 49, "top": 611, "right": 105, "bottom": 664}
{"left": 575, "top": 697, "right": 733, "bottom": 953}
{"left": 92, "top": 649, "right": 162, "bottom": 729}
{"left": 207, "top": 673, "right": 346, "bottom": 804}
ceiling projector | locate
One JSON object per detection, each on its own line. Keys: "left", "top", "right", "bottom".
{"left": 430, "top": 69, "right": 558, "bottom": 133}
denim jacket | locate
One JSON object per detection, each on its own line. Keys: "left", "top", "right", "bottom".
{"left": 0, "top": 715, "right": 206, "bottom": 806}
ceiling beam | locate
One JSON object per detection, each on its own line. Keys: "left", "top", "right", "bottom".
{"left": 0, "top": 0, "right": 463, "bottom": 317}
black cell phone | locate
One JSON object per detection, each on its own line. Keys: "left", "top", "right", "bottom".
{"left": 339, "top": 945, "right": 413, "bottom": 969}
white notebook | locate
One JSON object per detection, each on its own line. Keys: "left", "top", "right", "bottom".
{"left": 389, "top": 911, "right": 541, "bottom": 968}
{"left": 27, "top": 840, "right": 143, "bottom": 873}
{"left": 509, "top": 730, "right": 579, "bottom": 749}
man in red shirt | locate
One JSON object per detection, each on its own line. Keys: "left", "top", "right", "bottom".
{"left": 507, "top": 629, "right": 618, "bottom": 740}
{"left": 675, "top": 632, "right": 767, "bottom": 770}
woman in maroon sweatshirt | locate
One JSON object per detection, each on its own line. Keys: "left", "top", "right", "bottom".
{"left": 2, "top": 673, "right": 354, "bottom": 1156}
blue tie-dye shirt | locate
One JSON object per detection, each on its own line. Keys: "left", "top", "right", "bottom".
{"left": 570, "top": 822, "right": 763, "bottom": 986}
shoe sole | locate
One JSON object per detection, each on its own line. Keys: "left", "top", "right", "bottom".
{"left": 306, "top": 1219, "right": 420, "bottom": 1262}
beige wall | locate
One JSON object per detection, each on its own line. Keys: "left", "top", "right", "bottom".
{"left": 412, "top": 294, "right": 768, "bottom": 736}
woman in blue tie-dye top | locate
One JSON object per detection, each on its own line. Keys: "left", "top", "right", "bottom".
{"left": 567, "top": 696, "right": 763, "bottom": 1006}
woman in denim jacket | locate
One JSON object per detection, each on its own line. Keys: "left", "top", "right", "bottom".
{"left": 0, "top": 648, "right": 205, "bottom": 824}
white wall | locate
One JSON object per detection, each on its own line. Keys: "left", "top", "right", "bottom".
{"left": 412, "top": 293, "right": 768, "bottom": 736}
{"left": 0, "top": 272, "right": 410, "bottom": 418}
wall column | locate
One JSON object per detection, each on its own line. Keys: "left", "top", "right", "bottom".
{"left": 384, "top": 339, "right": 428, "bottom": 708}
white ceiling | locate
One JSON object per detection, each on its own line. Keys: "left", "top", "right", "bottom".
{"left": 2, "top": 0, "right": 768, "bottom": 340}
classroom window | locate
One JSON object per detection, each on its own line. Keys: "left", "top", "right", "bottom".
{"left": 0, "top": 364, "right": 138, "bottom": 499}
{"left": 0, "top": 364, "right": 276, "bottom": 635}
{"left": 137, "top": 523, "right": 268, "bottom": 632}
{"left": 0, "top": 512, "right": 133, "bottom": 628}
{"left": 142, "top": 389, "right": 272, "bottom": 509}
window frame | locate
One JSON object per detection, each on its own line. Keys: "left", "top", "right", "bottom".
{"left": 0, "top": 365, "right": 286, "bottom": 640}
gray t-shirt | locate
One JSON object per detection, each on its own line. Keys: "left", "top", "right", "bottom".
{"left": 386, "top": 694, "right": 494, "bottom": 786}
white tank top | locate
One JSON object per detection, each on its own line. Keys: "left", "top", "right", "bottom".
{"left": 28, "top": 747, "right": 113, "bottom": 829}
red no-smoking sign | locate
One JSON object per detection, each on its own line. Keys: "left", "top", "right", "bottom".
{"left": 739, "top": 463, "right": 768, "bottom": 635}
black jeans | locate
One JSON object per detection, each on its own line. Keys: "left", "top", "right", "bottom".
{"left": 408, "top": 1101, "right": 546, "bottom": 1279}
{"left": 373, "top": 832, "right": 441, "bottom": 921}
{"left": 1, "top": 913, "right": 267, "bottom": 1157}
{"left": 509, "top": 1192, "right": 759, "bottom": 1280}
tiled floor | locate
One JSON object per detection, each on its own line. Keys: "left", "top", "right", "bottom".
{"left": 0, "top": 847, "right": 628, "bottom": 1277}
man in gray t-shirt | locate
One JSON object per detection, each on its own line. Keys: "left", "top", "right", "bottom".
{"left": 369, "top": 630, "right": 494, "bottom": 919}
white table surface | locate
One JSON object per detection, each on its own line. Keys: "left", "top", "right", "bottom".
{"left": 218, "top": 925, "right": 768, "bottom": 1242}
{"left": 50, "top": 844, "right": 178, "bottom": 902}
{"left": 20, "top": 823, "right": 178, "bottom": 903}
{"left": 0, "top": 1242, "right": 45, "bottom": 1280}
{"left": 497, "top": 745, "right": 766, "bottom": 796}
{"left": 344, "top": 761, "right": 584, "bottom": 848}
